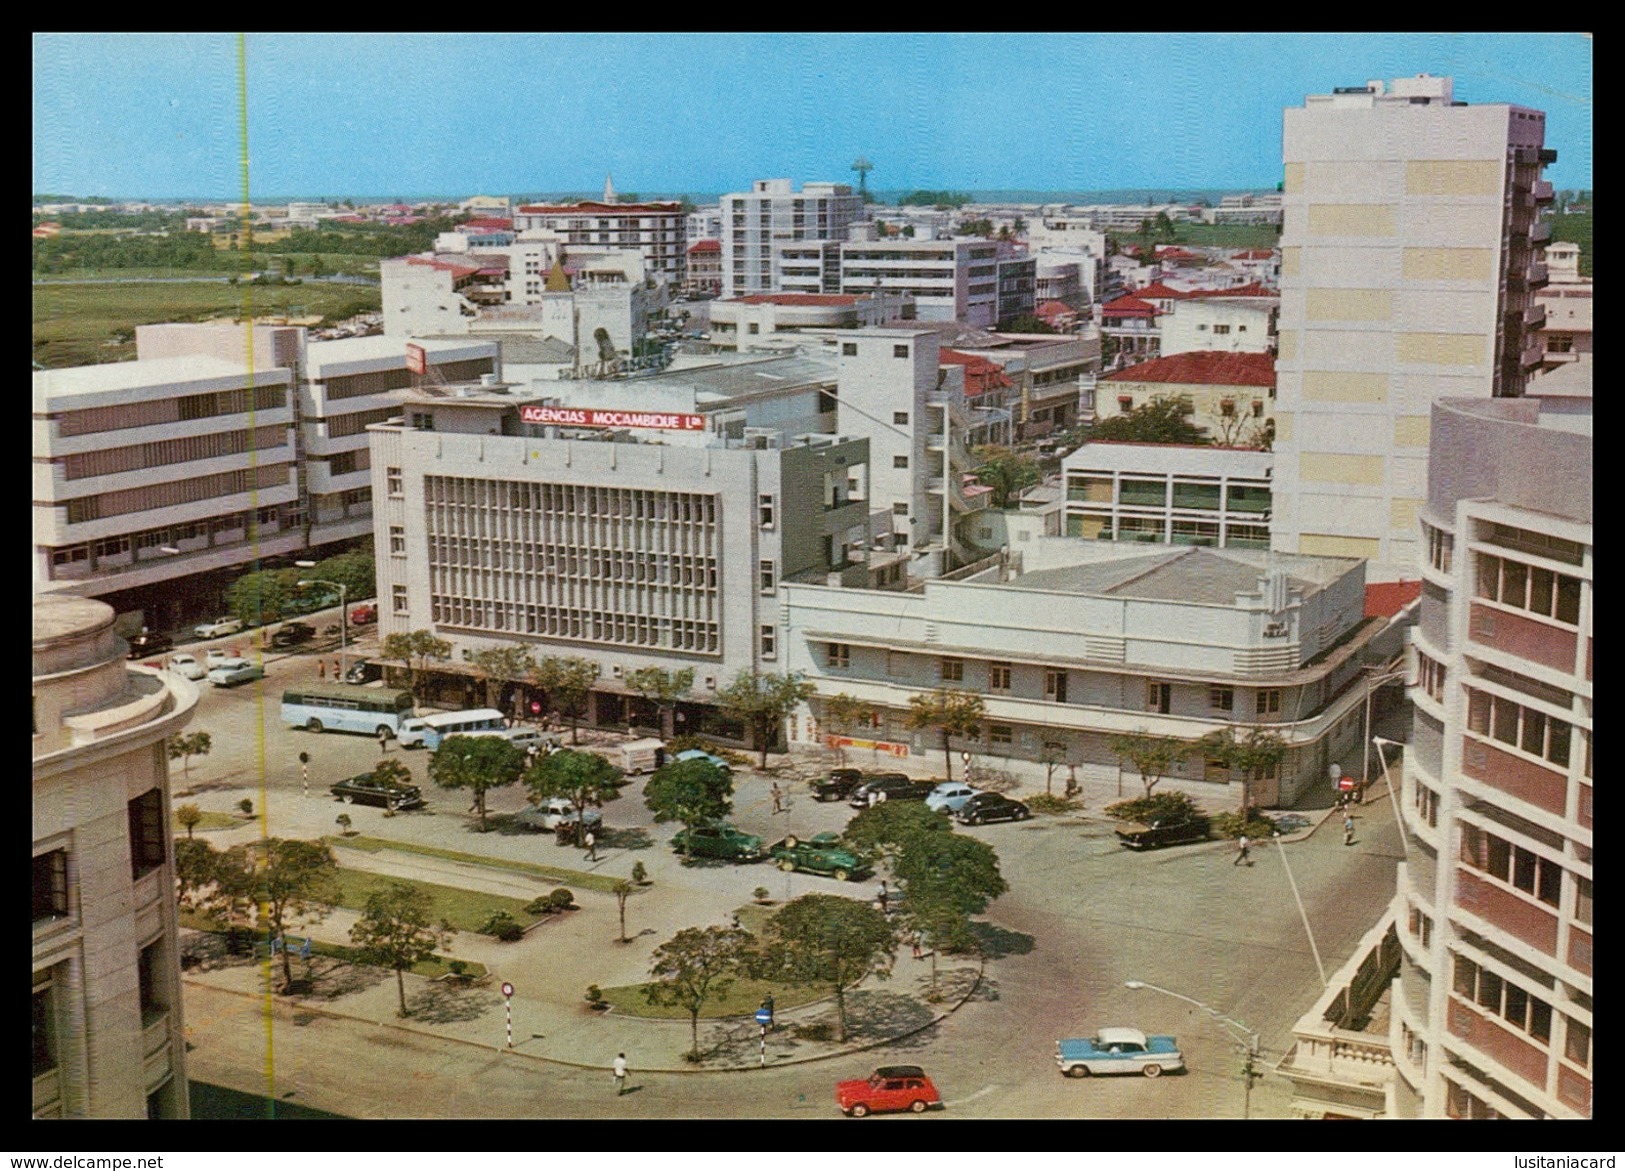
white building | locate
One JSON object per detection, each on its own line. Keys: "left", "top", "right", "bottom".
{"left": 511, "top": 199, "right": 687, "bottom": 285}
{"left": 1158, "top": 289, "right": 1280, "bottom": 357}
{"left": 1532, "top": 241, "right": 1591, "bottom": 372}
{"left": 782, "top": 541, "right": 1382, "bottom": 808}
{"left": 720, "top": 179, "right": 865, "bottom": 298}
{"left": 34, "top": 595, "right": 199, "bottom": 1118}
{"left": 708, "top": 292, "right": 907, "bottom": 351}
{"left": 1062, "top": 441, "right": 1273, "bottom": 549}
{"left": 838, "top": 238, "right": 1003, "bottom": 326}
{"left": 1272, "top": 73, "right": 1553, "bottom": 575}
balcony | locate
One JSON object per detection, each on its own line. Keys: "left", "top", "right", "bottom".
{"left": 1530, "top": 221, "right": 1552, "bottom": 245}
{"left": 1533, "top": 180, "right": 1554, "bottom": 204}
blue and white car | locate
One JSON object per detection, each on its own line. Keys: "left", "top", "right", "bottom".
{"left": 924, "top": 782, "right": 981, "bottom": 814}
{"left": 1056, "top": 1028, "right": 1185, "bottom": 1078}
{"left": 207, "top": 658, "right": 265, "bottom": 688}
{"left": 672, "top": 748, "right": 732, "bottom": 774}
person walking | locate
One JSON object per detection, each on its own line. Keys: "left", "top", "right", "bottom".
{"left": 332, "top": 658, "right": 341, "bottom": 681}
{"left": 1343, "top": 812, "right": 1356, "bottom": 846}
{"left": 1233, "top": 833, "right": 1251, "bottom": 866}
{"left": 613, "top": 1053, "right": 628, "bottom": 1096}
{"left": 317, "top": 659, "right": 326, "bottom": 681}
{"left": 911, "top": 932, "right": 924, "bottom": 960}
{"left": 876, "top": 880, "right": 889, "bottom": 914}
{"left": 770, "top": 782, "right": 784, "bottom": 814}
{"left": 377, "top": 726, "right": 389, "bottom": 755}
{"left": 584, "top": 829, "right": 597, "bottom": 862}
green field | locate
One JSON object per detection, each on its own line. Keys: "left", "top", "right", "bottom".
{"left": 1107, "top": 221, "right": 1281, "bottom": 252}
{"left": 32, "top": 280, "right": 381, "bottom": 368}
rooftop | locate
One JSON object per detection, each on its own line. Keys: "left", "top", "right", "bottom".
{"left": 1015, "top": 546, "right": 1355, "bottom": 607}
{"left": 306, "top": 335, "right": 496, "bottom": 364}
{"left": 33, "top": 354, "right": 284, "bottom": 400}
{"left": 730, "top": 293, "right": 859, "bottom": 307}
{"left": 1103, "top": 350, "right": 1276, "bottom": 388}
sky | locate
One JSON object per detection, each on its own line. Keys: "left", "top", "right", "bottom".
{"left": 33, "top": 33, "right": 1592, "bottom": 201}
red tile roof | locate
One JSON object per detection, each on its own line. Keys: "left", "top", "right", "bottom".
{"left": 731, "top": 293, "right": 858, "bottom": 306}
{"left": 463, "top": 217, "right": 513, "bottom": 230}
{"left": 688, "top": 239, "right": 721, "bottom": 253}
{"left": 940, "top": 349, "right": 1013, "bottom": 397}
{"left": 406, "top": 255, "right": 484, "bottom": 279}
{"left": 1233, "top": 249, "right": 1275, "bottom": 260}
{"left": 1182, "top": 282, "right": 1275, "bottom": 299}
{"left": 1035, "top": 300, "right": 1074, "bottom": 317}
{"left": 1364, "top": 580, "right": 1422, "bottom": 619}
{"left": 1135, "top": 281, "right": 1190, "bottom": 301}
{"left": 1099, "top": 295, "right": 1160, "bottom": 317}
{"left": 1102, "top": 350, "right": 1276, "bottom": 388}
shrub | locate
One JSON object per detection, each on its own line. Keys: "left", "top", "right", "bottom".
{"left": 548, "top": 888, "right": 575, "bottom": 912}
{"left": 791, "top": 1020, "right": 833, "bottom": 1042}
{"left": 1210, "top": 811, "right": 1278, "bottom": 840}
{"left": 238, "top": 798, "right": 254, "bottom": 817}
{"left": 753, "top": 886, "right": 771, "bottom": 903}
{"left": 1025, "top": 794, "right": 1081, "bottom": 816}
{"left": 523, "top": 896, "right": 550, "bottom": 915}
{"left": 447, "top": 960, "right": 468, "bottom": 978}
{"left": 481, "top": 911, "right": 524, "bottom": 941}
{"left": 585, "top": 984, "right": 603, "bottom": 1004}
{"left": 1104, "top": 792, "right": 1201, "bottom": 823}
{"left": 631, "top": 861, "right": 648, "bottom": 885}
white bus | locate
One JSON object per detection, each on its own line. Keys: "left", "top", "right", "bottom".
{"left": 398, "top": 708, "right": 508, "bottom": 751}
{"left": 282, "top": 685, "right": 416, "bottom": 739}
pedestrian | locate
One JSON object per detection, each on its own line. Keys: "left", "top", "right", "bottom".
{"left": 1233, "top": 833, "right": 1251, "bottom": 866}
{"left": 613, "top": 1052, "right": 628, "bottom": 1095}
{"left": 377, "top": 727, "right": 389, "bottom": 754}
{"left": 584, "top": 830, "right": 597, "bottom": 862}
{"left": 317, "top": 659, "right": 326, "bottom": 680}
{"left": 770, "top": 782, "right": 784, "bottom": 814}
{"left": 1343, "top": 813, "right": 1356, "bottom": 846}
{"left": 331, "top": 658, "right": 340, "bottom": 680}
{"left": 911, "top": 932, "right": 924, "bottom": 960}
{"left": 877, "top": 880, "right": 889, "bottom": 914}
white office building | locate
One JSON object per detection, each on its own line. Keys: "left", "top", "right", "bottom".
{"left": 720, "top": 179, "right": 865, "bottom": 298}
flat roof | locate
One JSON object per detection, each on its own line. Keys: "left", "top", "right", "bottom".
{"left": 306, "top": 335, "right": 497, "bottom": 364}
{"left": 33, "top": 354, "right": 286, "bottom": 399}
{"left": 1015, "top": 547, "right": 1356, "bottom": 606}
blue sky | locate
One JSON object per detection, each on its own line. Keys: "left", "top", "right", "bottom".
{"left": 33, "top": 33, "right": 1592, "bottom": 200}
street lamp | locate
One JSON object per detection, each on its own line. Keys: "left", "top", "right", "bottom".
{"left": 1124, "top": 979, "right": 1262, "bottom": 1119}
{"left": 1371, "top": 735, "right": 1409, "bottom": 860}
{"left": 294, "top": 564, "right": 347, "bottom": 676}
{"left": 1360, "top": 666, "right": 1411, "bottom": 797}
{"left": 1271, "top": 831, "right": 1327, "bottom": 989}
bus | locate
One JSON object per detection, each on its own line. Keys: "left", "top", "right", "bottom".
{"left": 281, "top": 684, "right": 416, "bottom": 739}
{"left": 397, "top": 708, "right": 508, "bottom": 751}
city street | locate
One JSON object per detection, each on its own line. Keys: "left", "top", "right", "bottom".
{"left": 177, "top": 614, "right": 1406, "bottom": 1119}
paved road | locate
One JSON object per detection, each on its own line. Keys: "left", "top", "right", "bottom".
{"left": 175, "top": 624, "right": 1406, "bottom": 1118}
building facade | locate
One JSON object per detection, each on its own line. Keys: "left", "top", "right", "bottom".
{"left": 1096, "top": 351, "right": 1277, "bottom": 446}
{"left": 1271, "top": 73, "right": 1554, "bottom": 574}
{"left": 720, "top": 179, "right": 864, "bottom": 298}
{"left": 34, "top": 596, "right": 199, "bottom": 1118}
{"left": 1532, "top": 241, "right": 1591, "bottom": 372}
{"left": 511, "top": 200, "right": 687, "bottom": 285}
{"left": 1063, "top": 442, "right": 1273, "bottom": 549}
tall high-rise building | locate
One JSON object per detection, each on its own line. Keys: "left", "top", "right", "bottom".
{"left": 720, "top": 179, "right": 864, "bottom": 298}
{"left": 1272, "top": 74, "right": 1555, "bottom": 575}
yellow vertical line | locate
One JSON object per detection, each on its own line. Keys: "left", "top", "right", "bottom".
{"left": 236, "top": 31, "right": 276, "bottom": 1119}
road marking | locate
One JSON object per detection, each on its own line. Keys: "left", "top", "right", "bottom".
{"left": 943, "top": 1083, "right": 1000, "bottom": 1106}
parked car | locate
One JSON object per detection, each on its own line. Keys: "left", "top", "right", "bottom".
{"left": 814, "top": 769, "right": 914, "bottom": 803}
{"left": 165, "top": 653, "right": 207, "bottom": 681}
{"left": 349, "top": 602, "right": 378, "bottom": 626}
{"left": 924, "top": 782, "right": 981, "bottom": 814}
{"left": 205, "top": 648, "right": 233, "bottom": 668}
{"left": 516, "top": 797, "right": 602, "bottom": 832}
{"left": 344, "top": 659, "right": 385, "bottom": 685}
{"left": 330, "top": 772, "right": 425, "bottom": 810}
{"left": 1056, "top": 1028, "right": 1184, "bottom": 1078}
{"left": 270, "top": 621, "right": 316, "bottom": 648}
{"left": 194, "top": 616, "right": 245, "bottom": 639}
{"left": 126, "top": 630, "right": 173, "bottom": 660}
{"left": 955, "top": 792, "right": 1032, "bottom": 825}
{"left": 836, "top": 1065, "right": 943, "bottom": 1116}
{"left": 1114, "top": 814, "right": 1211, "bottom": 850}
{"left": 671, "top": 748, "right": 732, "bottom": 773}
{"left": 769, "top": 833, "right": 870, "bottom": 881}
{"left": 207, "top": 658, "right": 265, "bottom": 687}
{"left": 848, "top": 776, "right": 936, "bottom": 808}
{"left": 670, "top": 823, "right": 766, "bottom": 862}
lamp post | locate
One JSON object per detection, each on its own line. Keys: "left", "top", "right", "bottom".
{"left": 1371, "top": 735, "right": 1409, "bottom": 860}
{"left": 1124, "top": 979, "right": 1262, "bottom": 1119}
{"left": 1271, "top": 831, "right": 1327, "bottom": 989}
{"left": 1360, "top": 667, "right": 1410, "bottom": 798}
{"left": 295, "top": 566, "right": 347, "bottom": 677}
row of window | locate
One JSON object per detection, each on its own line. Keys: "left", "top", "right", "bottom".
{"left": 1459, "top": 822, "right": 1563, "bottom": 908}
{"left": 51, "top": 423, "right": 287, "bottom": 481}
{"left": 427, "top": 594, "right": 721, "bottom": 652}
{"left": 429, "top": 536, "right": 722, "bottom": 587}
{"left": 422, "top": 477, "right": 721, "bottom": 526}
{"left": 1475, "top": 553, "right": 1582, "bottom": 626}
{"left": 325, "top": 405, "right": 401, "bottom": 439}
{"left": 50, "top": 382, "right": 286, "bottom": 438}
{"left": 62, "top": 462, "right": 290, "bottom": 524}
{"left": 1464, "top": 687, "right": 1574, "bottom": 769}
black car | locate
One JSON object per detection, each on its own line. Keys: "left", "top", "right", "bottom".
{"left": 270, "top": 622, "right": 316, "bottom": 648}
{"left": 812, "top": 769, "right": 866, "bottom": 802}
{"left": 956, "top": 792, "right": 1032, "bottom": 825}
{"left": 126, "top": 631, "right": 173, "bottom": 660}
{"left": 1114, "top": 814, "right": 1210, "bottom": 850}
{"left": 344, "top": 659, "right": 385, "bottom": 685}
{"left": 330, "top": 773, "right": 425, "bottom": 810}
{"left": 848, "top": 776, "right": 936, "bottom": 808}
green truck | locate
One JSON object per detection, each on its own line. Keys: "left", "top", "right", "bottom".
{"left": 769, "top": 833, "right": 870, "bottom": 881}
{"left": 671, "top": 823, "right": 767, "bottom": 862}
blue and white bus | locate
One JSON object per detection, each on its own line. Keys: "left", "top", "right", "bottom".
{"left": 282, "top": 684, "right": 416, "bottom": 739}
{"left": 397, "top": 708, "right": 508, "bottom": 751}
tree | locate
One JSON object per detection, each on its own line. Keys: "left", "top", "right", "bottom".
{"left": 1002, "top": 313, "right": 1057, "bottom": 335}
{"left": 972, "top": 446, "right": 1042, "bottom": 509}
{"left": 428, "top": 734, "right": 526, "bottom": 829}
{"left": 819, "top": 693, "right": 878, "bottom": 763}
{"left": 716, "top": 670, "right": 816, "bottom": 768}
{"left": 759, "top": 894, "right": 895, "bottom": 1042}
{"left": 1154, "top": 211, "right": 1177, "bottom": 244}
{"left": 626, "top": 666, "right": 695, "bottom": 739}
{"left": 243, "top": 839, "right": 341, "bottom": 988}
{"left": 304, "top": 548, "right": 376, "bottom": 606}
{"left": 174, "top": 802, "right": 203, "bottom": 839}
{"left": 643, "top": 757, "right": 733, "bottom": 854}
{"left": 1108, "top": 730, "right": 1194, "bottom": 799}
{"left": 612, "top": 879, "right": 635, "bottom": 943}
{"left": 643, "top": 925, "right": 754, "bottom": 1059}
{"left": 1199, "top": 725, "right": 1287, "bottom": 816}
{"left": 530, "top": 656, "right": 598, "bottom": 744}
{"left": 958, "top": 217, "right": 995, "bottom": 238}
{"left": 905, "top": 688, "right": 985, "bottom": 781}
{"left": 1091, "top": 398, "right": 1211, "bottom": 445}
{"left": 168, "top": 731, "right": 212, "bottom": 775}
{"left": 1207, "top": 395, "right": 1270, "bottom": 449}
{"left": 349, "top": 881, "right": 455, "bottom": 1017}
{"left": 469, "top": 644, "right": 535, "bottom": 711}
{"left": 380, "top": 630, "right": 452, "bottom": 704}
{"left": 173, "top": 837, "right": 217, "bottom": 909}
{"left": 524, "top": 749, "right": 625, "bottom": 838}
{"left": 227, "top": 568, "right": 297, "bottom": 626}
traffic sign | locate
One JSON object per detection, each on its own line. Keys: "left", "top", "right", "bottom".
{"left": 501, "top": 982, "right": 515, "bottom": 998}
{"left": 754, "top": 1008, "right": 773, "bottom": 1026}
{"left": 1337, "top": 776, "right": 1357, "bottom": 792}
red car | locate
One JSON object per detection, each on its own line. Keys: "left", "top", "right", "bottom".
{"left": 835, "top": 1065, "right": 943, "bottom": 1117}
{"left": 349, "top": 603, "right": 377, "bottom": 625}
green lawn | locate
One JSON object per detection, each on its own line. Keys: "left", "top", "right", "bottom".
{"left": 173, "top": 812, "right": 240, "bottom": 833}
{"left": 328, "top": 866, "right": 551, "bottom": 934}
{"left": 327, "top": 834, "right": 623, "bottom": 893}
{"left": 1107, "top": 222, "right": 1281, "bottom": 252}
{"left": 32, "top": 280, "right": 381, "bottom": 368}
{"left": 596, "top": 975, "right": 827, "bottom": 1020}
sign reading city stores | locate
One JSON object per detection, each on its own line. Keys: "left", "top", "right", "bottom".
{"left": 519, "top": 405, "right": 706, "bottom": 431}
